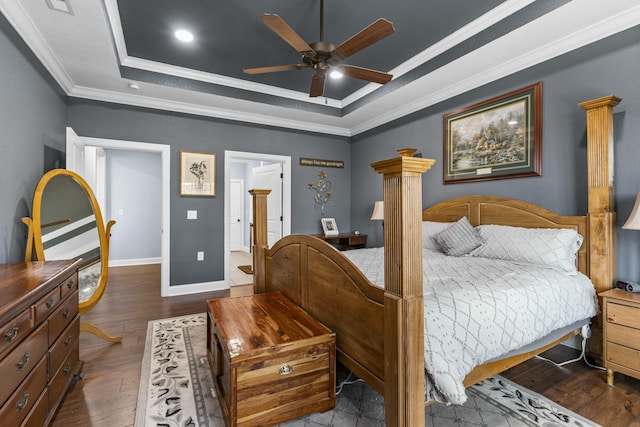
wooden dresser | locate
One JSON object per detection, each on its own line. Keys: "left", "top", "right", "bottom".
{"left": 207, "top": 292, "right": 335, "bottom": 426}
{"left": 0, "top": 260, "right": 83, "bottom": 426}
{"left": 600, "top": 288, "right": 640, "bottom": 386}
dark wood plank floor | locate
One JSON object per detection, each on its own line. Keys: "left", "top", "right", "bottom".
{"left": 51, "top": 265, "right": 640, "bottom": 426}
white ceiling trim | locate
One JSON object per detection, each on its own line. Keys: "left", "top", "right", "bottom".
{"left": 69, "top": 85, "right": 352, "bottom": 137}
{"left": 2, "top": 0, "right": 639, "bottom": 138}
{"left": 348, "top": 0, "right": 640, "bottom": 136}
{"left": 0, "top": 0, "right": 75, "bottom": 93}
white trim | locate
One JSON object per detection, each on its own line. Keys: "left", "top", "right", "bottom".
{"left": 109, "top": 257, "right": 161, "bottom": 267}
{"left": 162, "top": 280, "right": 228, "bottom": 297}
{"left": 75, "top": 135, "right": 172, "bottom": 297}
{"left": 224, "top": 151, "right": 292, "bottom": 289}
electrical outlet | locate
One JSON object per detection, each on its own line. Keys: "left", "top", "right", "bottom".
{"left": 187, "top": 210, "right": 198, "bottom": 220}
{"left": 197, "top": 251, "right": 204, "bottom": 261}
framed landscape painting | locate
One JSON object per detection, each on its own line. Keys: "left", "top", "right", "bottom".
{"left": 180, "top": 151, "right": 216, "bottom": 196}
{"left": 443, "top": 82, "right": 542, "bottom": 184}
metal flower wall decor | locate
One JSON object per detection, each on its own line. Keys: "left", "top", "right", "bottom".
{"left": 308, "top": 170, "right": 333, "bottom": 216}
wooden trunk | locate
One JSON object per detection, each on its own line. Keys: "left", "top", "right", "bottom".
{"left": 207, "top": 292, "right": 336, "bottom": 426}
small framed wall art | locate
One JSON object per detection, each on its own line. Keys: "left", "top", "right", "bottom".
{"left": 321, "top": 217, "right": 339, "bottom": 236}
{"left": 443, "top": 82, "right": 542, "bottom": 184}
{"left": 180, "top": 150, "right": 216, "bottom": 196}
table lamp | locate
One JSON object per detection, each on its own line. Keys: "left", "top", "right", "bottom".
{"left": 370, "top": 201, "right": 384, "bottom": 223}
{"left": 623, "top": 192, "right": 640, "bottom": 230}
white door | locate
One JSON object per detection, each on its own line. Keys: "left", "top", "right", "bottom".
{"left": 66, "top": 127, "right": 85, "bottom": 175}
{"left": 251, "top": 163, "right": 283, "bottom": 247}
{"left": 230, "top": 179, "right": 244, "bottom": 251}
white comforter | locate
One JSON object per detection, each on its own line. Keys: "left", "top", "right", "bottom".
{"left": 343, "top": 247, "right": 598, "bottom": 405}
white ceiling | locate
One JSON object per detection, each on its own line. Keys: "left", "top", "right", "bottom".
{"left": 2, "top": 0, "right": 639, "bottom": 136}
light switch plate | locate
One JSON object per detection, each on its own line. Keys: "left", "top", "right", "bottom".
{"left": 187, "top": 210, "right": 197, "bottom": 220}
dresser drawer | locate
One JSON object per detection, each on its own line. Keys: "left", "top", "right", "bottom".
{"left": 33, "top": 287, "right": 61, "bottom": 327}
{"left": 48, "top": 291, "right": 78, "bottom": 345}
{"left": 0, "top": 309, "right": 33, "bottom": 360}
{"left": 607, "top": 322, "right": 640, "bottom": 350}
{"left": 49, "top": 316, "right": 80, "bottom": 380}
{"left": 0, "top": 355, "right": 47, "bottom": 427}
{"left": 606, "top": 301, "right": 640, "bottom": 329}
{"left": 49, "top": 338, "right": 80, "bottom": 411}
{"left": 59, "top": 273, "right": 78, "bottom": 301}
{"left": 19, "top": 388, "right": 48, "bottom": 427}
{"left": 349, "top": 235, "right": 367, "bottom": 246}
{"left": 607, "top": 342, "right": 640, "bottom": 372}
{"left": 0, "top": 323, "right": 48, "bottom": 407}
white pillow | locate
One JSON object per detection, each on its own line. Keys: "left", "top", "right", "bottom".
{"left": 433, "top": 217, "right": 485, "bottom": 256}
{"left": 472, "top": 224, "right": 583, "bottom": 274}
{"left": 422, "top": 221, "right": 454, "bottom": 251}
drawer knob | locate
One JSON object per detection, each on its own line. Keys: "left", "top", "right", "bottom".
{"left": 46, "top": 298, "right": 55, "bottom": 309}
{"left": 16, "top": 352, "right": 30, "bottom": 371}
{"left": 67, "top": 279, "right": 74, "bottom": 289}
{"left": 64, "top": 334, "right": 73, "bottom": 346}
{"left": 63, "top": 362, "right": 72, "bottom": 375}
{"left": 278, "top": 363, "right": 294, "bottom": 375}
{"left": 16, "top": 391, "right": 29, "bottom": 413}
{"left": 62, "top": 308, "right": 71, "bottom": 318}
{"left": 4, "top": 325, "right": 18, "bottom": 342}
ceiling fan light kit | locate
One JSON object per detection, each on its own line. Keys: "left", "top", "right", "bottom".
{"left": 244, "top": 0, "right": 395, "bottom": 98}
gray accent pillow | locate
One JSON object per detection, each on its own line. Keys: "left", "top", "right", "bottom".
{"left": 433, "top": 217, "right": 484, "bottom": 256}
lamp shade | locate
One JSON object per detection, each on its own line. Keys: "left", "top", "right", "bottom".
{"left": 623, "top": 192, "right": 640, "bottom": 230}
{"left": 370, "top": 201, "right": 384, "bottom": 220}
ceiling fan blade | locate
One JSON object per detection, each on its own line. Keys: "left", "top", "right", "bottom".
{"left": 244, "top": 64, "right": 305, "bottom": 74}
{"left": 309, "top": 72, "right": 326, "bottom": 97}
{"left": 260, "top": 14, "right": 315, "bottom": 56}
{"left": 333, "top": 18, "right": 395, "bottom": 59}
{"left": 341, "top": 65, "right": 393, "bottom": 84}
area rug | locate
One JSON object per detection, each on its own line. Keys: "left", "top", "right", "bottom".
{"left": 135, "top": 313, "right": 601, "bottom": 427}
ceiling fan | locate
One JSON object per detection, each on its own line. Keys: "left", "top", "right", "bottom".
{"left": 243, "top": 0, "right": 395, "bottom": 98}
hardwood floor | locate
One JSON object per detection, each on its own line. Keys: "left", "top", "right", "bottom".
{"left": 51, "top": 264, "right": 640, "bottom": 426}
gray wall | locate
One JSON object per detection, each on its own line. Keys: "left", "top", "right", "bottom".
{"left": 66, "top": 101, "right": 351, "bottom": 286}
{"left": 0, "top": 13, "right": 67, "bottom": 264}
{"left": 350, "top": 26, "right": 640, "bottom": 282}
{"left": 106, "top": 149, "right": 162, "bottom": 262}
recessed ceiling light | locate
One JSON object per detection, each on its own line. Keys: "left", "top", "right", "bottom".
{"left": 329, "top": 69, "right": 343, "bottom": 80}
{"left": 175, "top": 29, "right": 194, "bottom": 43}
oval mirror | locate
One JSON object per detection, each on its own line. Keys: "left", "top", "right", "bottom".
{"left": 27, "top": 169, "right": 121, "bottom": 343}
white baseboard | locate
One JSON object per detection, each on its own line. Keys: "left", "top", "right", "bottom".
{"left": 109, "top": 257, "right": 161, "bottom": 267}
{"left": 162, "top": 280, "right": 229, "bottom": 297}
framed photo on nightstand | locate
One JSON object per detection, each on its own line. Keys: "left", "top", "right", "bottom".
{"left": 321, "top": 218, "right": 339, "bottom": 236}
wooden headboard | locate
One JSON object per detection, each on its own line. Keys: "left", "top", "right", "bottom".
{"left": 422, "top": 196, "right": 589, "bottom": 276}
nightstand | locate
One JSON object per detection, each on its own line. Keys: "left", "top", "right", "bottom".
{"left": 600, "top": 288, "right": 640, "bottom": 386}
{"left": 314, "top": 233, "right": 367, "bottom": 250}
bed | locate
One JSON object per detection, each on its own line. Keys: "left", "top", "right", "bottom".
{"left": 249, "top": 95, "right": 619, "bottom": 426}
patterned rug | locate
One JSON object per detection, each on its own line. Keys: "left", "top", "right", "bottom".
{"left": 135, "top": 313, "right": 601, "bottom": 427}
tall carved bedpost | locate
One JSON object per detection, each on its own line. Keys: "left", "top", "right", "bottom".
{"left": 578, "top": 95, "right": 620, "bottom": 357}
{"left": 371, "top": 148, "right": 435, "bottom": 427}
{"left": 249, "top": 189, "right": 271, "bottom": 294}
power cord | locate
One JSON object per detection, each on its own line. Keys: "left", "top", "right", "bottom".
{"left": 535, "top": 325, "right": 605, "bottom": 371}
{"left": 335, "top": 371, "right": 364, "bottom": 395}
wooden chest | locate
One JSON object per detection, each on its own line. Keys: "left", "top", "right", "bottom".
{"left": 207, "top": 292, "right": 335, "bottom": 426}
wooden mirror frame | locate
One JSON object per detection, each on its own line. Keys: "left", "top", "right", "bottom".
{"left": 23, "top": 169, "right": 121, "bottom": 343}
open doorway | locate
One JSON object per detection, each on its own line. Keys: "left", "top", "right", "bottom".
{"left": 66, "top": 128, "right": 172, "bottom": 296}
{"left": 224, "top": 151, "right": 291, "bottom": 290}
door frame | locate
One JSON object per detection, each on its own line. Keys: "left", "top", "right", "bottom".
{"left": 224, "top": 151, "right": 291, "bottom": 287}
{"left": 229, "top": 178, "right": 245, "bottom": 251}
{"left": 68, "top": 129, "right": 171, "bottom": 296}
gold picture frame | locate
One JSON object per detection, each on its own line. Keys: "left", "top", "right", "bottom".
{"left": 180, "top": 151, "right": 216, "bottom": 196}
{"left": 443, "top": 82, "right": 542, "bottom": 184}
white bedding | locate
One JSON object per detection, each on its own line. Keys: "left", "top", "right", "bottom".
{"left": 343, "top": 246, "right": 599, "bottom": 405}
